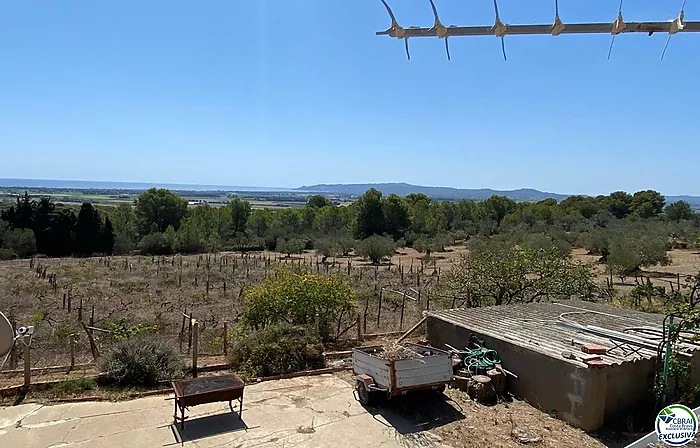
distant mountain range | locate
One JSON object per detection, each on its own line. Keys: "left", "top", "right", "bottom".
{"left": 1, "top": 178, "right": 698, "bottom": 205}
{"left": 297, "top": 183, "right": 569, "bottom": 201}
{"left": 297, "top": 183, "right": 700, "bottom": 206}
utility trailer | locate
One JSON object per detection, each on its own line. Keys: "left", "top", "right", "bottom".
{"left": 352, "top": 343, "right": 452, "bottom": 406}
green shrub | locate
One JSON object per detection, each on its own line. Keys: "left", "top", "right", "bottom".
{"left": 137, "top": 230, "right": 175, "bottom": 255}
{"left": 101, "top": 336, "right": 184, "bottom": 386}
{"left": 242, "top": 267, "right": 354, "bottom": 340}
{"left": 2, "top": 228, "right": 36, "bottom": 258}
{"left": 50, "top": 378, "right": 97, "bottom": 396}
{"left": 229, "top": 325, "right": 324, "bottom": 378}
{"left": 0, "top": 248, "right": 17, "bottom": 260}
{"left": 106, "top": 318, "right": 158, "bottom": 341}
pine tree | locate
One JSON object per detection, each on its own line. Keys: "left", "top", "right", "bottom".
{"left": 74, "top": 203, "right": 102, "bottom": 256}
{"left": 102, "top": 216, "right": 115, "bottom": 255}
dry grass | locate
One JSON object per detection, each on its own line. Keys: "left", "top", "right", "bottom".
{"left": 0, "top": 251, "right": 446, "bottom": 375}
{"left": 1, "top": 245, "right": 697, "bottom": 384}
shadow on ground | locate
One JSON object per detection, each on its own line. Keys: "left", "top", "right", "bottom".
{"left": 361, "top": 390, "right": 465, "bottom": 435}
{"left": 170, "top": 413, "right": 249, "bottom": 443}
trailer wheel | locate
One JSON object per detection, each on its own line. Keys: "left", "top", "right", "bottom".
{"left": 356, "top": 380, "right": 374, "bottom": 406}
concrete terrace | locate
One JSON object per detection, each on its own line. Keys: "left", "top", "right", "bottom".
{"left": 0, "top": 374, "right": 448, "bottom": 448}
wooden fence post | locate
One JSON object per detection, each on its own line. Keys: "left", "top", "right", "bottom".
{"left": 400, "top": 293, "right": 406, "bottom": 331}
{"left": 356, "top": 311, "right": 362, "bottom": 341}
{"left": 24, "top": 344, "right": 31, "bottom": 387}
{"left": 363, "top": 300, "right": 369, "bottom": 335}
{"left": 377, "top": 288, "right": 383, "bottom": 326}
{"left": 188, "top": 316, "right": 193, "bottom": 355}
{"left": 192, "top": 322, "right": 199, "bottom": 378}
{"left": 179, "top": 309, "right": 187, "bottom": 353}
{"left": 223, "top": 321, "right": 229, "bottom": 356}
{"left": 69, "top": 334, "right": 76, "bottom": 372}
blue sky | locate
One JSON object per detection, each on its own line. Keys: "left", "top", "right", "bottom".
{"left": 0, "top": 0, "right": 697, "bottom": 195}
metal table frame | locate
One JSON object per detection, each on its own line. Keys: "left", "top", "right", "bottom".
{"left": 172, "top": 375, "right": 244, "bottom": 430}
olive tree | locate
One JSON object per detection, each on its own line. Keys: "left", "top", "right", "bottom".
{"left": 277, "top": 238, "right": 305, "bottom": 257}
{"left": 356, "top": 235, "right": 395, "bottom": 265}
{"left": 438, "top": 243, "right": 597, "bottom": 306}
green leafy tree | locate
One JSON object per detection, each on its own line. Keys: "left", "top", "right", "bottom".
{"left": 314, "top": 205, "right": 349, "bottom": 235}
{"left": 111, "top": 203, "right": 138, "bottom": 253}
{"left": 314, "top": 238, "right": 340, "bottom": 262}
{"left": 439, "top": 244, "right": 597, "bottom": 306}
{"left": 354, "top": 188, "right": 385, "bottom": 239}
{"left": 606, "top": 191, "right": 633, "bottom": 219}
{"left": 135, "top": 188, "right": 188, "bottom": 235}
{"left": 382, "top": 194, "right": 410, "bottom": 240}
{"left": 2, "top": 228, "right": 37, "bottom": 258}
{"left": 337, "top": 234, "right": 356, "bottom": 256}
{"left": 227, "top": 199, "right": 252, "bottom": 234}
{"left": 478, "top": 195, "right": 517, "bottom": 227}
{"left": 307, "top": 195, "right": 332, "bottom": 208}
{"left": 520, "top": 232, "right": 572, "bottom": 259}
{"left": 560, "top": 195, "right": 599, "bottom": 219}
{"left": 607, "top": 229, "right": 670, "bottom": 275}
{"left": 665, "top": 201, "right": 694, "bottom": 222}
{"left": 247, "top": 209, "right": 271, "bottom": 237}
{"left": 241, "top": 268, "right": 355, "bottom": 340}
{"left": 356, "top": 235, "right": 395, "bottom": 265}
{"left": 631, "top": 190, "right": 665, "bottom": 219}
{"left": 137, "top": 229, "right": 175, "bottom": 255}
{"left": 176, "top": 217, "right": 206, "bottom": 254}
{"left": 278, "top": 238, "right": 305, "bottom": 257}
{"left": 414, "top": 234, "right": 451, "bottom": 257}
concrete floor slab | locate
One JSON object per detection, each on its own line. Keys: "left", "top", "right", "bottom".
{"left": 0, "top": 403, "right": 43, "bottom": 430}
{"left": 0, "top": 375, "right": 451, "bottom": 448}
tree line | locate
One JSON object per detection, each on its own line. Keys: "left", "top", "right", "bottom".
{"left": 0, "top": 193, "right": 114, "bottom": 259}
{"left": 0, "top": 187, "right": 698, "bottom": 265}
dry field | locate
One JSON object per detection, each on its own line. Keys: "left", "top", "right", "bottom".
{"left": 0, "top": 245, "right": 697, "bottom": 373}
{"left": 0, "top": 249, "right": 451, "bottom": 373}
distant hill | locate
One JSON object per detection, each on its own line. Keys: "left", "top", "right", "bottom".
{"left": 2, "top": 178, "right": 699, "bottom": 206}
{"left": 296, "top": 183, "right": 569, "bottom": 202}
{"left": 297, "top": 183, "right": 700, "bottom": 206}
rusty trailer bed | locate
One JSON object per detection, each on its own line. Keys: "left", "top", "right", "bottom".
{"left": 172, "top": 374, "right": 245, "bottom": 429}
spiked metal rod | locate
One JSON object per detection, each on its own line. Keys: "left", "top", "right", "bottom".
{"left": 377, "top": 21, "right": 700, "bottom": 38}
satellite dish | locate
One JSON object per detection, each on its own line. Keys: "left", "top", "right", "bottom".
{"left": 0, "top": 312, "right": 14, "bottom": 357}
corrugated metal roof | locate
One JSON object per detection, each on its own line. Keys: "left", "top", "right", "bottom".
{"left": 425, "top": 300, "right": 689, "bottom": 368}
